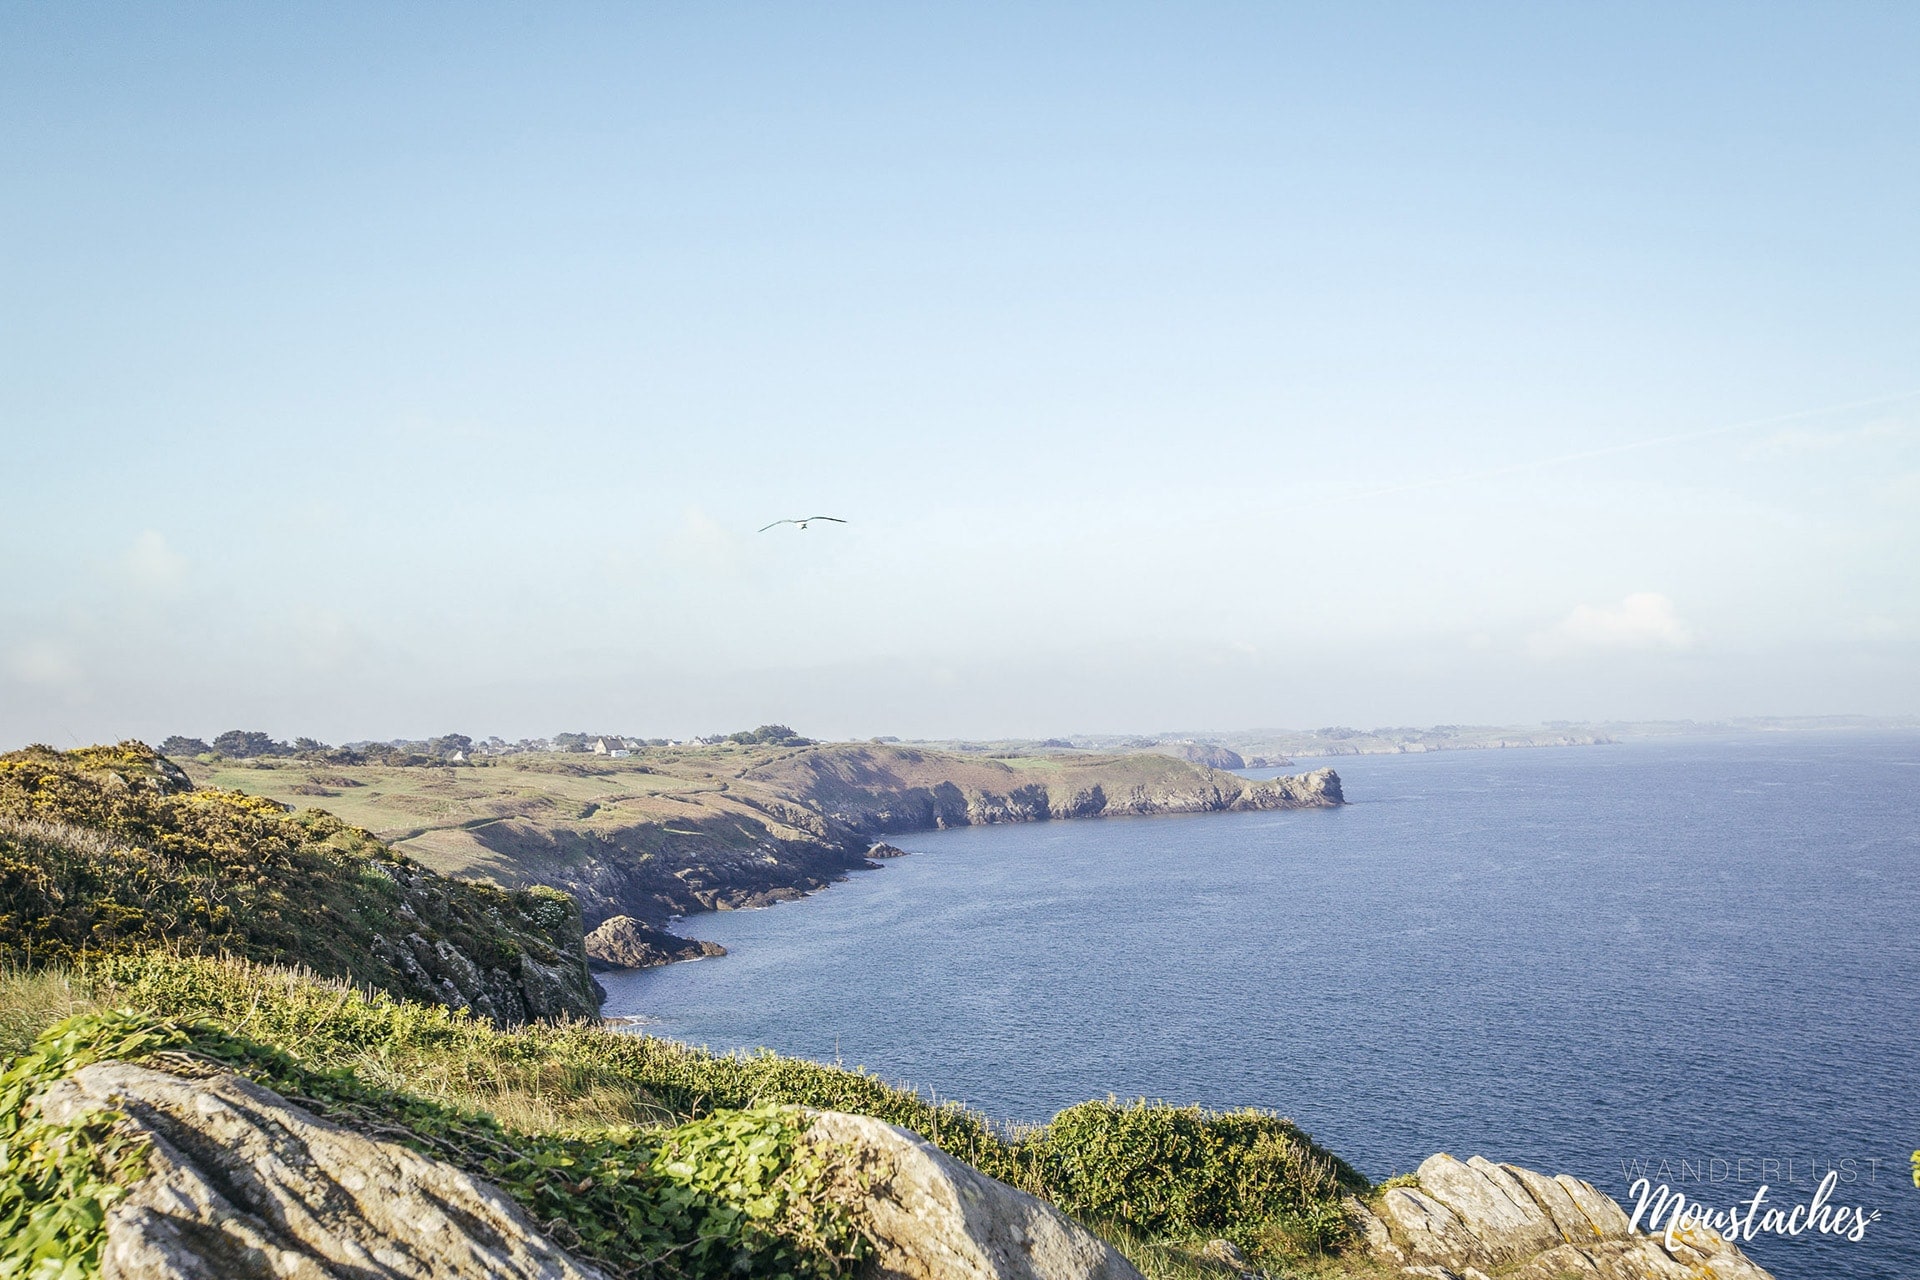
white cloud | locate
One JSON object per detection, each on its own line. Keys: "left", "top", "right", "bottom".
{"left": 1529, "top": 593, "right": 1694, "bottom": 658}
{"left": 8, "top": 640, "right": 84, "bottom": 689}
{"left": 123, "top": 530, "right": 187, "bottom": 594}
{"left": 664, "top": 507, "right": 750, "bottom": 580}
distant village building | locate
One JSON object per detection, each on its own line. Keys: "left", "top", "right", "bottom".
{"left": 591, "top": 737, "right": 630, "bottom": 755}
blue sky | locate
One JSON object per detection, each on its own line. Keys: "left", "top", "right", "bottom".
{"left": 3, "top": 3, "right": 1916, "bottom": 744}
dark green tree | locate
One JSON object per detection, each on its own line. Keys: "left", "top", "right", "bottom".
{"left": 211, "top": 730, "right": 287, "bottom": 759}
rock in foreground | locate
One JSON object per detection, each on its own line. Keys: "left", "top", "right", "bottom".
{"left": 1348, "top": 1153, "right": 1775, "bottom": 1280}
{"left": 39, "top": 1062, "right": 605, "bottom": 1279}
{"left": 804, "top": 1111, "right": 1143, "bottom": 1280}
{"left": 38, "top": 1061, "right": 1143, "bottom": 1280}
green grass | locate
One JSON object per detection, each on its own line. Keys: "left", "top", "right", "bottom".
{"left": 0, "top": 955, "right": 1371, "bottom": 1279}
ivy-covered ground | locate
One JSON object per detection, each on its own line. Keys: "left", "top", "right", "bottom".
{"left": 0, "top": 954, "right": 1377, "bottom": 1280}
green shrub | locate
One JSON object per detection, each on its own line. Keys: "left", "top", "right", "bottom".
{"left": 1030, "top": 1099, "right": 1358, "bottom": 1251}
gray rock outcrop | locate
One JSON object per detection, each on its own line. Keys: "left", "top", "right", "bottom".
{"left": 582, "top": 914, "right": 725, "bottom": 970}
{"left": 1349, "top": 1153, "right": 1775, "bottom": 1280}
{"left": 37, "top": 1062, "right": 606, "bottom": 1280}
{"left": 803, "top": 1111, "right": 1143, "bottom": 1280}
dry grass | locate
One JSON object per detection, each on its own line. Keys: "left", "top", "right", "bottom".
{"left": 0, "top": 964, "right": 103, "bottom": 1059}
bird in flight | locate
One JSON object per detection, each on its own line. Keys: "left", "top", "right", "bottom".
{"left": 758, "top": 516, "right": 848, "bottom": 532}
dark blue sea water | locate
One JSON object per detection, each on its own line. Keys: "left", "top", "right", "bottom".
{"left": 601, "top": 734, "right": 1920, "bottom": 1280}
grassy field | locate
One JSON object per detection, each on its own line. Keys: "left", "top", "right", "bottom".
{"left": 185, "top": 746, "right": 809, "bottom": 884}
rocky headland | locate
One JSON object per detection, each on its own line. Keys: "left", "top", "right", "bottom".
{"left": 184, "top": 743, "right": 1343, "bottom": 970}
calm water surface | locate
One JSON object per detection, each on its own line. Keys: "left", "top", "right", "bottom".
{"left": 602, "top": 734, "right": 1920, "bottom": 1280}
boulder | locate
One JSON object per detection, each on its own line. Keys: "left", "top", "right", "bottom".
{"left": 37, "top": 1062, "right": 605, "bottom": 1280}
{"left": 1350, "top": 1153, "right": 1776, "bottom": 1280}
{"left": 583, "top": 915, "right": 725, "bottom": 970}
{"left": 1199, "top": 1238, "right": 1251, "bottom": 1270}
{"left": 803, "top": 1111, "right": 1144, "bottom": 1280}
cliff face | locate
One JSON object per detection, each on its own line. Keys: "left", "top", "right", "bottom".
{"left": 742, "top": 745, "right": 1341, "bottom": 833}
{"left": 0, "top": 743, "right": 600, "bottom": 1024}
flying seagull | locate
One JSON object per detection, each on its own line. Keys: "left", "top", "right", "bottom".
{"left": 758, "top": 516, "right": 848, "bottom": 532}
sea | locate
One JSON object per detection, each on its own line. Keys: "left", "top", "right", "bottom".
{"left": 599, "top": 733, "right": 1920, "bottom": 1280}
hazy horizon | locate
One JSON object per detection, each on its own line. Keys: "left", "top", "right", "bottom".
{"left": 5, "top": 4, "right": 1917, "bottom": 748}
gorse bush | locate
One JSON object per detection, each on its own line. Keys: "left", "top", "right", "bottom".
{"left": 1030, "top": 1100, "right": 1358, "bottom": 1249}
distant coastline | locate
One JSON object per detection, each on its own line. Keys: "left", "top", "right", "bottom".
{"left": 889, "top": 714, "right": 1920, "bottom": 767}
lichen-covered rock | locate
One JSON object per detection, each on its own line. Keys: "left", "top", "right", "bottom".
{"left": 36, "top": 1062, "right": 605, "bottom": 1280}
{"left": 1350, "top": 1153, "right": 1775, "bottom": 1280}
{"left": 803, "top": 1111, "right": 1143, "bottom": 1280}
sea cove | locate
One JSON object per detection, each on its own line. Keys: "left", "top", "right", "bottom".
{"left": 602, "top": 733, "right": 1920, "bottom": 1280}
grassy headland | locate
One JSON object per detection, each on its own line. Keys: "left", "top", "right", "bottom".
{"left": 181, "top": 741, "right": 1341, "bottom": 956}
{"left": 0, "top": 743, "right": 599, "bottom": 1023}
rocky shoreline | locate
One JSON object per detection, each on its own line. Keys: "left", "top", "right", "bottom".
{"left": 574, "top": 754, "right": 1344, "bottom": 971}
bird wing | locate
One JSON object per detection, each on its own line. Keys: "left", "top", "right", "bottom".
{"left": 804, "top": 516, "right": 848, "bottom": 524}
{"left": 757, "top": 520, "right": 796, "bottom": 532}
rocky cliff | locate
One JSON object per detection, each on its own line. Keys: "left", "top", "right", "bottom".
{"left": 739, "top": 746, "right": 1340, "bottom": 833}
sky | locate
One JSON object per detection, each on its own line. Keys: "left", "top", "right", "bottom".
{"left": 3, "top": 2, "right": 1917, "bottom": 746}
